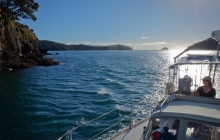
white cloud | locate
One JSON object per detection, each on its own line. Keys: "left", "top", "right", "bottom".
{"left": 137, "top": 36, "right": 150, "bottom": 39}
{"left": 89, "top": 42, "right": 133, "bottom": 46}
{"left": 131, "top": 42, "right": 179, "bottom": 50}
{"left": 66, "top": 41, "right": 74, "bottom": 45}
{"left": 82, "top": 41, "right": 91, "bottom": 45}
{"left": 140, "top": 42, "right": 176, "bottom": 46}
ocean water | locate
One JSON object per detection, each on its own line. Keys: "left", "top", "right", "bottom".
{"left": 0, "top": 51, "right": 175, "bottom": 140}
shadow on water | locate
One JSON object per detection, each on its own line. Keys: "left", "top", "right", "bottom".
{"left": 0, "top": 68, "right": 62, "bottom": 140}
{"left": 0, "top": 68, "right": 69, "bottom": 140}
{"left": 0, "top": 70, "right": 32, "bottom": 139}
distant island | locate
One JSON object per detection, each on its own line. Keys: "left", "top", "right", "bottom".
{"left": 161, "top": 47, "right": 169, "bottom": 51}
{"left": 39, "top": 40, "right": 133, "bottom": 51}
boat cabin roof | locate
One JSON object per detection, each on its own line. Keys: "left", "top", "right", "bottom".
{"left": 152, "top": 95, "right": 220, "bottom": 124}
{"left": 175, "top": 54, "right": 220, "bottom": 65}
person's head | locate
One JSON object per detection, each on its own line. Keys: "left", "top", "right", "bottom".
{"left": 202, "top": 76, "right": 213, "bottom": 88}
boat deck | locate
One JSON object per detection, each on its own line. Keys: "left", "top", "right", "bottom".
{"left": 112, "top": 118, "right": 149, "bottom": 140}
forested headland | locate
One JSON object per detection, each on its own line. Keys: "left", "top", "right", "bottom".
{"left": 0, "top": 0, "right": 59, "bottom": 70}
{"left": 39, "top": 40, "right": 133, "bottom": 50}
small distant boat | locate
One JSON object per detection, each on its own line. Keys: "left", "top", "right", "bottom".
{"left": 58, "top": 30, "right": 220, "bottom": 140}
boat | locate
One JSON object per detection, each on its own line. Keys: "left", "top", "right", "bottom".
{"left": 58, "top": 30, "right": 220, "bottom": 140}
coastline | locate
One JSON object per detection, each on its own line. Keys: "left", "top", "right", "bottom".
{"left": 0, "top": 20, "right": 60, "bottom": 71}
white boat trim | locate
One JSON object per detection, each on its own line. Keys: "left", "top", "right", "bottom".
{"left": 111, "top": 117, "right": 150, "bottom": 140}
{"left": 152, "top": 100, "right": 220, "bottom": 124}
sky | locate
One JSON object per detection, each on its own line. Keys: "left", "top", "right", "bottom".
{"left": 20, "top": 0, "right": 220, "bottom": 50}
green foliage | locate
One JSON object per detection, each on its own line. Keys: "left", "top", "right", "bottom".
{"left": 38, "top": 40, "right": 69, "bottom": 50}
{"left": 0, "top": 0, "right": 39, "bottom": 21}
{"left": 15, "top": 22, "right": 37, "bottom": 40}
{"left": 188, "top": 38, "right": 218, "bottom": 50}
{"left": 8, "top": 19, "right": 16, "bottom": 27}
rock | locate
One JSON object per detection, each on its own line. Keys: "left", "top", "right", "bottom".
{"left": 0, "top": 62, "right": 3, "bottom": 71}
{"left": 0, "top": 19, "right": 60, "bottom": 71}
{"left": 39, "top": 48, "right": 48, "bottom": 54}
{"left": 0, "top": 42, "right": 3, "bottom": 58}
{"left": 39, "top": 49, "right": 53, "bottom": 55}
{"left": 47, "top": 53, "right": 54, "bottom": 55}
{"left": 37, "top": 58, "right": 60, "bottom": 66}
{"left": 161, "top": 47, "right": 169, "bottom": 51}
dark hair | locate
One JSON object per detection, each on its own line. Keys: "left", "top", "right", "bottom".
{"left": 204, "top": 80, "right": 213, "bottom": 88}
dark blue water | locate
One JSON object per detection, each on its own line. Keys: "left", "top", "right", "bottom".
{"left": 0, "top": 51, "right": 173, "bottom": 140}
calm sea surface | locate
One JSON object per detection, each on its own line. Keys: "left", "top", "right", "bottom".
{"left": 0, "top": 51, "right": 175, "bottom": 140}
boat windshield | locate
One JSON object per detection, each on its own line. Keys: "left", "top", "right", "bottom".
{"left": 146, "top": 117, "right": 220, "bottom": 140}
{"left": 166, "top": 54, "right": 220, "bottom": 98}
{"left": 186, "top": 120, "right": 220, "bottom": 140}
{"left": 175, "top": 64, "right": 211, "bottom": 92}
{"left": 147, "top": 117, "right": 180, "bottom": 140}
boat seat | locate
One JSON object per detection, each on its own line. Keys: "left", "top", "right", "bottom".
{"left": 178, "top": 75, "right": 193, "bottom": 95}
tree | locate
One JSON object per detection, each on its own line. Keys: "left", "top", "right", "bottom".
{"left": 0, "top": 0, "right": 39, "bottom": 21}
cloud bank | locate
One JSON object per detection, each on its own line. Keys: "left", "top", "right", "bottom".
{"left": 137, "top": 36, "right": 150, "bottom": 39}
{"left": 140, "top": 42, "right": 176, "bottom": 46}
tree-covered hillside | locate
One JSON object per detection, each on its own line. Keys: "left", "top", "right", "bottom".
{"left": 188, "top": 38, "right": 218, "bottom": 50}
{"left": 39, "top": 40, "right": 133, "bottom": 50}
{"left": 0, "top": 0, "right": 59, "bottom": 70}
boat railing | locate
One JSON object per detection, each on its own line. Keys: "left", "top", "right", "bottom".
{"left": 160, "top": 96, "right": 169, "bottom": 112}
{"left": 57, "top": 98, "right": 157, "bottom": 140}
{"left": 88, "top": 114, "right": 132, "bottom": 140}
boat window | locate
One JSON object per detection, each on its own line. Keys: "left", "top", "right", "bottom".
{"left": 172, "top": 64, "right": 215, "bottom": 95}
{"left": 150, "top": 118, "right": 180, "bottom": 140}
{"left": 185, "top": 121, "right": 220, "bottom": 140}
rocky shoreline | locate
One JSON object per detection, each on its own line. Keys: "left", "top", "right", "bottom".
{"left": 0, "top": 49, "right": 59, "bottom": 71}
{"left": 0, "top": 19, "right": 60, "bottom": 71}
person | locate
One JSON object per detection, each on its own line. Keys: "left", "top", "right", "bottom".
{"left": 195, "top": 76, "right": 216, "bottom": 98}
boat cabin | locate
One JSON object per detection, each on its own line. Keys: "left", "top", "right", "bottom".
{"left": 165, "top": 38, "right": 220, "bottom": 98}
{"left": 165, "top": 52, "right": 220, "bottom": 97}
{"left": 143, "top": 30, "right": 220, "bottom": 140}
{"left": 143, "top": 94, "right": 220, "bottom": 140}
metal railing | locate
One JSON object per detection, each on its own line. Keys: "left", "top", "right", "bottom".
{"left": 57, "top": 100, "right": 134, "bottom": 140}
{"left": 88, "top": 114, "right": 132, "bottom": 140}
{"left": 57, "top": 96, "right": 160, "bottom": 140}
{"left": 160, "top": 96, "right": 169, "bottom": 112}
